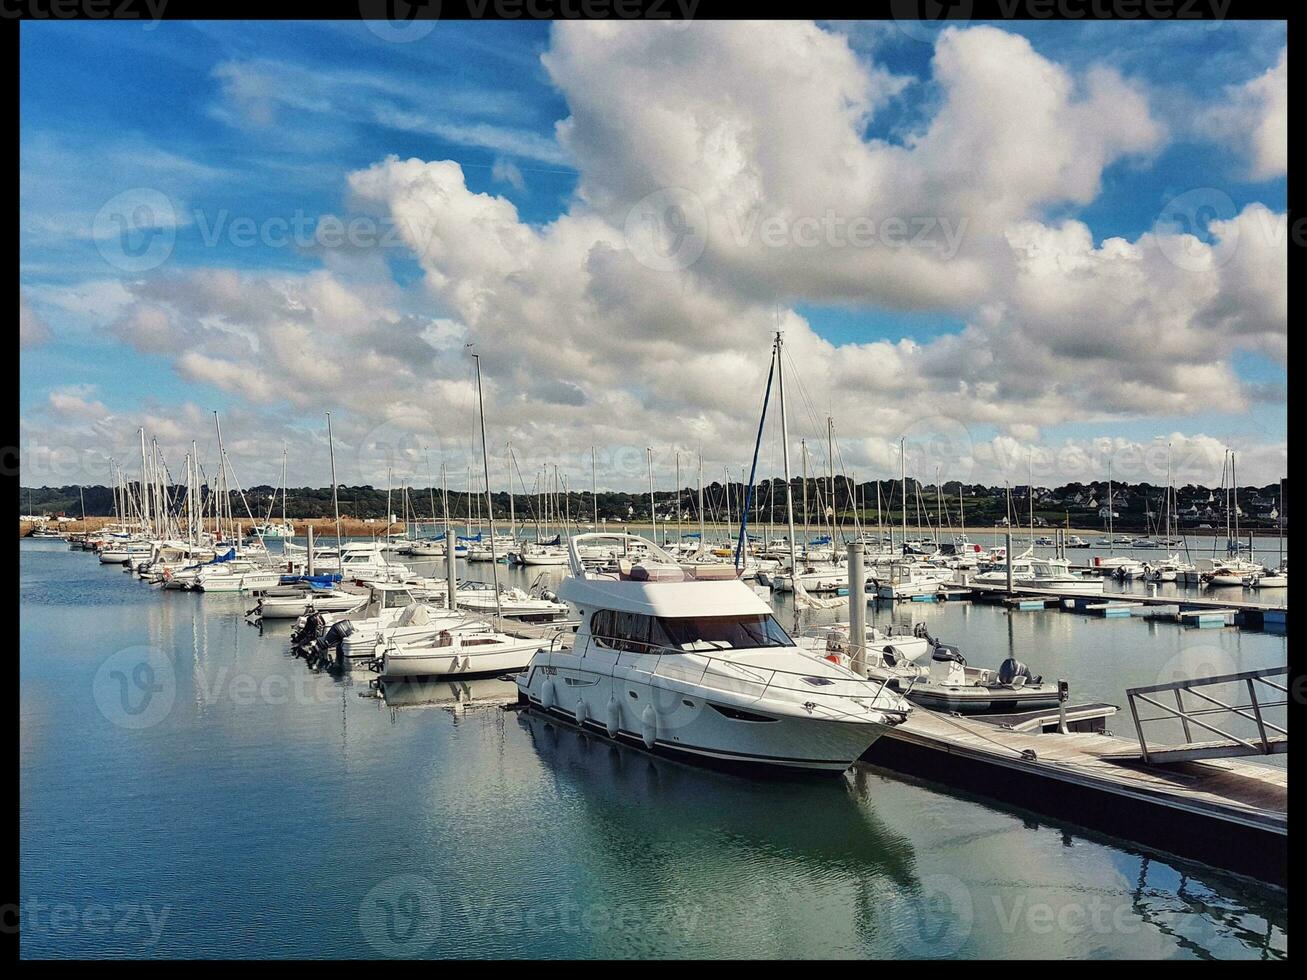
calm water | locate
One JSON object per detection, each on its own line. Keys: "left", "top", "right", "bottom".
{"left": 19, "top": 540, "right": 1287, "bottom": 959}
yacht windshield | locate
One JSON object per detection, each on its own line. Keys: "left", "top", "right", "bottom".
{"left": 656, "top": 615, "right": 794, "bottom": 651}
{"left": 591, "top": 610, "right": 793, "bottom": 652}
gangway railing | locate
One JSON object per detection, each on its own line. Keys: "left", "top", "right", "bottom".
{"left": 1124, "top": 666, "right": 1288, "bottom": 764}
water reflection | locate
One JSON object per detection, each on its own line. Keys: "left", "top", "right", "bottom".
{"left": 377, "top": 676, "right": 520, "bottom": 715}
{"left": 517, "top": 708, "right": 920, "bottom": 888}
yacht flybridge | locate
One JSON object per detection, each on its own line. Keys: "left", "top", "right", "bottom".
{"left": 515, "top": 533, "right": 912, "bottom": 773}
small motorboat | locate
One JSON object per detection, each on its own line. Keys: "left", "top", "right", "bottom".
{"left": 1245, "top": 570, "right": 1287, "bottom": 589}
{"left": 455, "top": 583, "right": 570, "bottom": 622}
{"left": 378, "top": 628, "right": 553, "bottom": 679}
{"left": 253, "top": 583, "right": 367, "bottom": 619}
{"left": 896, "top": 640, "right": 1061, "bottom": 714}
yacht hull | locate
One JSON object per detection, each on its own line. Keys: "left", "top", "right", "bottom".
{"left": 523, "top": 697, "right": 885, "bottom": 773}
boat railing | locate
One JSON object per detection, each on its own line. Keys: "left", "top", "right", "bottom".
{"left": 550, "top": 633, "right": 909, "bottom": 722}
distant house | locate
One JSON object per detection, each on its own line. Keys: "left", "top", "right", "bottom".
{"left": 1098, "top": 507, "right": 1119, "bottom": 519}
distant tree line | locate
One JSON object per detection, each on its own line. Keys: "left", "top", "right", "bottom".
{"left": 19, "top": 477, "right": 1287, "bottom": 532}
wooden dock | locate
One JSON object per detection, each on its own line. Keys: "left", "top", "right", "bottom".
{"left": 955, "top": 581, "right": 1287, "bottom": 632}
{"left": 862, "top": 705, "right": 1287, "bottom": 885}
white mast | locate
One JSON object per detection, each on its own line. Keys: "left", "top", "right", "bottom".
{"left": 776, "top": 332, "right": 798, "bottom": 578}
{"left": 471, "top": 351, "right": 502, "bottom": 619}
{"left": 591, "top": 446, "right": 598, "bottom": 530}
{"left": 139, "top": 427, "right": 151, "bottom": 537}
{"left": 281, "top": 444, "right": 288, "bottom": 530}
{"left": 508, "top": 443, "right": 516, "bottom": 541}
{"left": 326, "top": 412, "right": 342, "bottom": 554}
{"left": 698, "top": 449, "right": 706, "bottom": 548}
{"left": 646, "top": 448, "right": 657, "bottom": 545}
{"left": 900, "top": 437, "right": 907, "bottom": 554}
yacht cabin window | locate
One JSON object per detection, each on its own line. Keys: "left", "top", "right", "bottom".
{"left": 590, "top": 610, "right": 793, "bottom": 653}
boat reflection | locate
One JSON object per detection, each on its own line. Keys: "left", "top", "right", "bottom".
{"left": 378, "top": 675, "right": 520, "bottom": 715}
{"left": 517, "top": 707, "right": 919, "bottom": 892}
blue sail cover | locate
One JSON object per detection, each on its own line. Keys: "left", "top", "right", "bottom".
{"left": 540, "top": 535, "right": 561, "bottom": 546}
{"left": 457, "top": 533, "right": 483, "bottom": 542}
{"left": 280, "top": 573, "right": 342, "bottom": 588}
{"left": 211, "top": 548, "right": 237, "bottom": 563}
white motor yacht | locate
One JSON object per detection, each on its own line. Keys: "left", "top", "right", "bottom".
{"left": 973, "top": 552, "right": 1103, "bottom": 595}
{"left": 515, "top": 533, "right": 911, "bottom": 774}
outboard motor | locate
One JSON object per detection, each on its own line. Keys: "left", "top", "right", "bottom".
{"left": 997, "top": 656, "right": 1042, "bottom": 687}
{"left": 291, "top": 611, "right": 326, "bottom": 648}
{"left": 296, "top": 619, "right": 354, "bottom": 669}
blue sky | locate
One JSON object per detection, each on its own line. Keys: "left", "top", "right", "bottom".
{"left": 19, "top": 19, "right": 1287, "bottom": 489}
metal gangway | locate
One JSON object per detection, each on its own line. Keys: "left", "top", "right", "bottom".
{"left": 1119, "top": 666, "right": 1288, "bottom": 764}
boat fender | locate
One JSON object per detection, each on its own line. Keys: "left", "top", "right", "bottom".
{"left": 606, "top": 697, "right": 621, "bottom": 737}
{"left": 541, "top": 677, "right": 556, "bottom": 710}
{"left": 640, "top": 705, "right": 657, "bottom": 749}
{"left": 575, "top": 698, "right": 588, "bottom": 727}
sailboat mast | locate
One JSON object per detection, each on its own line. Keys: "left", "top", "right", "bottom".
{"left": 698, "top": 449, "right": 706, "bottom": 546}
{"left": 775, "top": 333, "right": 799, "bottom": 577}
{"left": 900, "top": 437, "right": 907, "bottom": 554}
{"left": 508, "top": 444, "right": 516, "bottom": 540}
{"left": 646, "top": 448, "right": 656, "bottom": 545}
{"left": 471, "top": 352, "right": 502, "bottom": 619}
{"left": 139, "top": 427, "right": 150, "bottom": 537}
{"left": 326, "top": 412, "right": 341, "bottom": 554}
{"left": 1107, "top": 459, "right": 1114, "bottom": 555}
{"left": 1028, "top": 454, "right": 1035, "bottom": 551}
{"left": 590, "top": 446, "right": 598, "bottom": 530}
{"left": 801, "top": 439, "right": 808, "bottom": 539}
{"left": 827, "top": 416, "right": 835, "bottom": 546}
